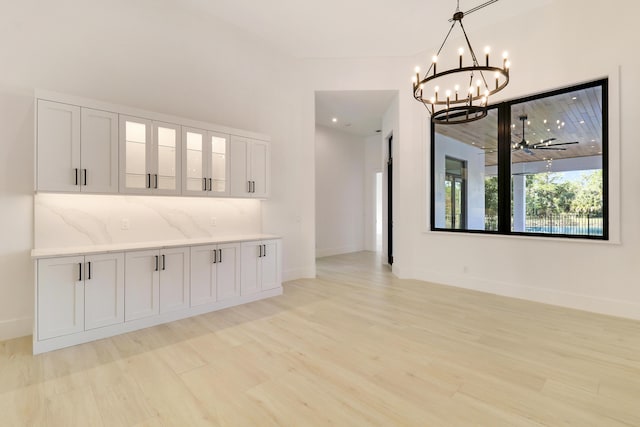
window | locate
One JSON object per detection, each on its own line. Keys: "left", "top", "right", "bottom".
{"left": 431, "top": 79, "right": 608, "bottom": 239}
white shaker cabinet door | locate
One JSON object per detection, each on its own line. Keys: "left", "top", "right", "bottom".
{"left": 125, "top": 250, "right": 160, "bottom": 321}
{"left": 240, "top": 241, "right": 261, "bottom": 296}
{"left": 37, "top": 100, "right": 81, "bottom": 192}
{"left": 216, "top": 243, "right": 241, "bottom": 301}
{"left": 84, "top": 253, "right": 125, "bottom": 330}
{"left": 37, "top": 256, "right": 85, "bottom": 340}
{"left": 159, "top": 247, "right": 190, "bottom": 313}
{"left": 190, "top": 245, "right": 217, "bottom": 307}
{"left": 81, "top": 108, "right": 119, "bottom": 193}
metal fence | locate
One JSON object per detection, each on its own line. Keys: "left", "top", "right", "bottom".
{"left": 484, "top": 213, "right": 603, "bottom": 236}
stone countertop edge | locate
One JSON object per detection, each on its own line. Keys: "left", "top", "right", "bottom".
{"left": 31, "top": 234, "right": 282, "bottom": 259}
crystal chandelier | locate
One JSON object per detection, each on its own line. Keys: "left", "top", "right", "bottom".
{"left": 412, "top": 0, "right": 510, "bottom": 124}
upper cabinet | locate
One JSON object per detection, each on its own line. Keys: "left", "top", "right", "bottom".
{"left": 37, "top": 100, "right": 118, "bottom": 193}
{"left": 35, "top": 94, "right": 269, "bottom": 199}
{"left": 119, "top": 116, "right": 181, "bottom": 195}
{"left": 229, "top": 136, "right": 270, "bottom": 198}
{"left": 182, "top": 128, "right": 230, "bottom": 196}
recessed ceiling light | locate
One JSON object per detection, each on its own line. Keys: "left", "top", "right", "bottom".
{"left": 547, "top": 128, "right": 551, "bottom": 132}
{"left": 332, "top": 118, "right": 338, "bottom": 123}
{"left": 572, "top": 97, "right": 577, "bottom": 100}
{"left": 591, "top": 139, "right": 596, "bottom": 142}
{"left": 543, "top": 119, "right": 547, "bottom": 124}
{"left": 579, "top": 120, "right": 585, "bottom": 124}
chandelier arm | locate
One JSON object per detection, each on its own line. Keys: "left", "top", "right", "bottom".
{"left": 426, "top": 21, "right": 457, "bottom": 75}
{"left": 458, "top": 20, "right": 490, "bottom": 89}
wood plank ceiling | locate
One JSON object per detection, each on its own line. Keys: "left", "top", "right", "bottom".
{"left": 435, "top": 86, "right": 603, "bottom": 167}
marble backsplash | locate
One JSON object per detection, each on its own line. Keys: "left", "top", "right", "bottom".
{"left": 34, "top": 193, "right": 262, "bottom": 249}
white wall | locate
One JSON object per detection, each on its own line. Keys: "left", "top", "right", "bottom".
{"left": 301, "top": 0, "right": 640, "bottom": 320}
{"left": 315, "top": 125, "right": 365, "bottom": 257}
{"left": 364, "top": 134, "right": 383, "bottom": 251}
{"left": 434, "top": 134, "right": 486, "bottom": 229}
{"left": 0, "top": 0, "right": 315, "bottom": 340}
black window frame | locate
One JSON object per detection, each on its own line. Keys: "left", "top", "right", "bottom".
{"left": 430, "top": 78, "right": 609, "bottom": 240}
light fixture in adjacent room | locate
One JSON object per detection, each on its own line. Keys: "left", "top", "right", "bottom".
{"left": 412, "top": 0, "right": 510, "bottom": 125}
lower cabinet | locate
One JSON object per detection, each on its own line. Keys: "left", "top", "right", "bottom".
{"left": 34, "top": 237, "right": 280, "bottom": 353}
{"left": 37, "top": 253, "right": 124, "bottom": 341}
{"left": 125, "top": 247, "right": 189, "bottom": 321}
{"left": 190, "top": 243, "right": 240, "bottom": 307}
{"left": 241, "top": 239, "right": 281, "bottom": 296}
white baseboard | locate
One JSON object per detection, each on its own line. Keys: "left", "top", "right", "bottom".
{"left": 413, "top": 268, "right": 640, "bottom": 321}
{"left": 315, "top": 245, "right": 364, "bottom": 258}
{"left": 0, "top": 316, "right": 32, "bottom": 341}
{"left": 283, "top": 266, "right": 316, "bottom": 282}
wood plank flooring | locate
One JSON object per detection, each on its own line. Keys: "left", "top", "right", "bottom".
{"left": 2, "top": 251, "right": 640, "bottom": 426}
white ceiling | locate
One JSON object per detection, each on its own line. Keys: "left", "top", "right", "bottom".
{"left": 315, "top": 90, "right": 397, "bottom": 137}
{"left": 183, "top": 0, "right": 553, "bottom": 59}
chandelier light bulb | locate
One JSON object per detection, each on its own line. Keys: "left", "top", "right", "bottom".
{"left": 505, "top": 60, "right": 511, "bottom": 69}
{"left": 503, "top": 51, "right": 509, "bottom": 59}
{"left": 411, "top": 1, "right": 511, "bottom": 124}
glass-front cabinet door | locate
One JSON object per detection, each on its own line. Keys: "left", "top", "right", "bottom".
{"left": 120, "top": 116, "right": 181, "bottom": 195}
{"left": 209, "top": 132, "right": 229, "bottom": 195}
{"left": 153, "top": 122, "right": 180, "bottom": 195}
{"left": 182, "top": 128, "right": 207, "bottom": 196}
{"left": 120, "top": 116, "right": 152, "bottom": 194}
{"left": 182, "top": 128, "right": 229, "bottom": 196}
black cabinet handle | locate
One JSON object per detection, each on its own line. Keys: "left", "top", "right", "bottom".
{"left": 78, "top": 262, "right": 82, "bottom": 281}
{"left": 208, "top": 178, "right": 212, "bottom": 192}
{"left": 247, "top": 180, "right": 251, "bottom": 193}
{"left": 218, "top": 249, "right": 222, "bottom": 263}
{"left": 253, "top": 181, "right": 256, "bottom": 193}
{"left": 154, "top": 174, "right": 159, "bottom": 189}
{"left": 263, "top": 244, "right": 267, "bottom": 257}
{"left": 87, "top": 261, "right": 92, "bottom": 280}
{"left": 154, "top": 255, "right": 159, "bottom": 271}
{"left": 83, "top": 169, "right": 87, "bottom": 186}
{"left": 147, "top": 173, "right": 151, "bottom": 189}
{"left": 213, "top": 249, "right": 217, "bottom": 264}
{"left": 203, "top": 177, "right": 207, "bottom": 191}
{"left": 258, "top": 245, "right": 262, "bottom": 258}
{"left": 162, "top": 254, "right": 166, "bottom": 270}
{"left": 74, "top": 168, "right": 79, "bottom": 186}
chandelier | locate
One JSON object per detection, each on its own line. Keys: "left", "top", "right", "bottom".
{"left": 412, "top": 0, "right": 510, "bottom": 125}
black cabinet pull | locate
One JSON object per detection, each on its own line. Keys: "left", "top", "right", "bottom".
{"left": 213, "top": 249, "right": 217, "bottom": 264}
{"left": 147, "top": 173, "right": 151, "bottom": 189}
{"left": 154, "top": 174, "right": 159, "bottom": 189}
{"left": 154, "top": 255, "right": 159, "bottom": 271}
{"left": 87, "top": 261, "right": 92, "bottom": 280}
{"left": 218, "top": 249, "right": 222, "bottom": 263}
{"left": 247, "top": 180, "right": 251, "bottom": 193}
{"left": 203, "top": 177, "right": 207, "bottom": 191}
{"left": 78, "top": 262, "right": 82, "bottom": 281}
{"left": 263, "top": 244, "right": 267, "bottom": 257}
{"left": 258, "top": 245, "right": 262, "bottom": 258}
{"left": 253, "top": 181, "right": 256, "bottom": 193}
{"left": 83, "top": 169, "right": 87, "bottom": 186}
{"left": 74, "top": 168, "right": 79, "bottom": 186}
{"left": 208, "top": 178, "right": 212, "bottom": 192}
{"left": 162, "top": 254, "right": 166, "bottom": 270}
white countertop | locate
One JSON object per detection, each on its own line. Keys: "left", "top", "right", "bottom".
{"left": 31, "top": 234, "right": 281, "bottom": 259}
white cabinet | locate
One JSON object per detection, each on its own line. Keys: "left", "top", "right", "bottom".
{"left": 84, "top": 253, "right": 126, "bottom": 330}
{"left": 159, "top": 247, "right": 190, "bottom": 313}
{"left": 229, "top": 136, "right": 270, "bottom": 198}
{"left": 240, "top": 239, "right": 281, "bottom": 296}
{"left": 81, "top": 108, "right": 119, "bottom": 193}
{"left": 190, "top": 243, "right": 240, "bottom": 307}
{"left": 36, "top": 100, "right": 118, "bottom": 193}
{"left": 182, "top": 128, "right": 230, "bottom": 196}
{"left": 119, "top": 116, "right": 181, "bottom": 195}
{"left": 37, "top": 253, "right": 124, "bottom": 340}
{"left": 125, "top": 247, "right": 189, "bottom": 321}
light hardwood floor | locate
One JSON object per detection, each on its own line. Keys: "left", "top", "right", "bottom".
{"left": 2, "top": 251, "right": 640, "bottom": 426}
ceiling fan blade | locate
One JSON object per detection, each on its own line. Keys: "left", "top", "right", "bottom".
{"left": 544, "top": 141, "right": 579, "bottom": 147}
{"left": 532, "top": 147, "right": 567, "bottom": 151}
{"left": 537, "top": 137, "right": 557, "bottom": 144}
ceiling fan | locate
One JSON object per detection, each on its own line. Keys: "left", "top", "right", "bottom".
{"left": 513, "top": 114, "right": 578, "bottom": 154}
